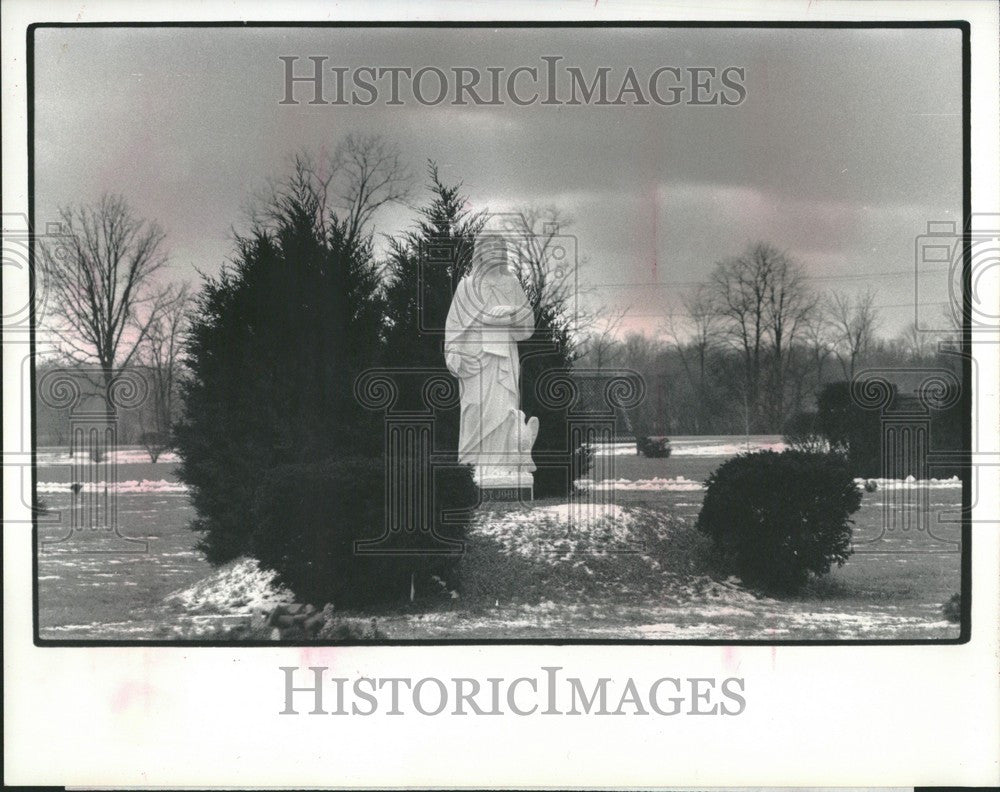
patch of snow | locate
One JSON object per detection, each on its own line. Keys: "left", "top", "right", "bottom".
{"left": 473, "top": 502, "right": 638, "bottom": 562}
{"left": 855, "top": 476, "right": 962, "bottom": 490}
{"left": 164, "top": 557, "right": 294, "bottom": 615}
{"left": 37, "top": 479, "right": 189, "bottom": 494}
{"left": 589, "top": 442, "right": 641, "bottom": 456}
{"left": 634, "top": 608, "right": 957, "bottom": 639}
{"left": 588, "top": 438, "right": 787, "bottom": 457}
{"left": 36, "top": 448, "right": 180, "bottom": 467}
{"left": 575, "top": 476, "right": 704, "bottom": 491}
{"left": 673, "top": 441, "right": 786, "bottom": 456}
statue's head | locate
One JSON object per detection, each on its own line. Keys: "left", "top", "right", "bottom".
{"left": 471, "top": 234, "right": 510, "bottom": 279}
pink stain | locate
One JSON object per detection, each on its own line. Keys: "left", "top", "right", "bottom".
{"left": 298, "top": 646, "right": 339, "bottom": 668}
{"left": 110, "top": 680, "right": 155, "bottom": 713}
{"left": 722, "top": 645, "right": 741, "bottom": 672}
{"left": 108, "top": 647, "right": 167, "bottom": 713}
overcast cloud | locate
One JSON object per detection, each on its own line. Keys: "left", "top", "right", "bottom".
{"left": 33, "top": 25, "right": 963, "bottom": 337}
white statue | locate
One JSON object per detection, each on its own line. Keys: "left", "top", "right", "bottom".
{"left": 445, "top": 235, "right": 538, "bottom": 490}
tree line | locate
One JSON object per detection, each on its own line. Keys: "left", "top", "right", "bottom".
{"left": 36, "top": 134, "right": 961, "bottom": 451}
{"left": 577, "top": 242, "right": 961, "bottom": 436}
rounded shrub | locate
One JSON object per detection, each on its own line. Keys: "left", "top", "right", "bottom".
{"left": 696, "top": 450, "right": 862, "bottom": 593}
{"left": 637, "top": 436, "right": 671, "bottom": 458}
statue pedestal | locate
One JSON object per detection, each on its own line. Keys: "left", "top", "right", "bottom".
{"left": 476, "top": 466, "right": 534, "bottom": 502}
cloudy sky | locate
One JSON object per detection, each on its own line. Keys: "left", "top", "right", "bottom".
{"left": 33, "top": 25, "right": 963, "bottom": 338}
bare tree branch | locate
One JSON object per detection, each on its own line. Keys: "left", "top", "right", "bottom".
{"left": 827, "top": 288, "right": 880, "bottom": 379}
{"left": 247, "top": 135, "right": 412, "bottom": 248}
{"left": 137, "top": 283, "right": 193, "bottom": 459}
{"left": 706, "top": 242, "right": 814, "bottom": 429}
{"left": 39, "top": 193, "right": 171, "bottom": 397}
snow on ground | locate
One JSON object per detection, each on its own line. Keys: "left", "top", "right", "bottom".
{"left": 591, "top": 442, "right": 648, "bottom": 456}
{"left": 632, "top": 610, "right": 956, "bottom": 640}
{"left": 34, "top": 475, "right": 961, "bottom": 497}
{"left": 472, "top": 502, "right": 638, "bottom": 562}
{"left": 671, "top": 441, "right": 786, "bottom": 456}
{"left": 391, "top": 596, "right": 957, "bottom": 639}
{"left": 855, "top": 476, "right": 963, "bottom": 490}
{"left": 576, "top": 476, "right": 704, "bottom": 491}
{"left": 163, "top": 557, "right": 293, "bottom": 615}
{"left": 589, "top": 437, "right": 788, "bottom": 457}
{"left": 37, "top": 479, "right": 189, "bottom": 494}
{"left": 36, "top": 448, "right": 180, "bottom": 466}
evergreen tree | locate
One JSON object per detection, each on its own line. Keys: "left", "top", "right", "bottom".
{"left": 383, "top": 171, "right": 591, "bottom": 497}
{"left": 509, "top": 213, "right": 592, "bottom": 497}
{"left": 174, "top": 182, "right": 384, "bottom": 563}
{"left": 518, "top": 291, "right": 591, "bottom": 497}
{"left": 383, "top": 163, "right": 483, "bottom": 447}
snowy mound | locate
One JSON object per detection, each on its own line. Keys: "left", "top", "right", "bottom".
{"left": 465, "top": 501, "right": 761, "bottom": 605}
{"left": 473, "top": 502, "right": 638, "bottom": 561}
{"left": 164, "top": 558, "right": 293, "bottom": 615}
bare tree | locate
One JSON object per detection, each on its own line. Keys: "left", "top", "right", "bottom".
{"left": 504, "top": 205, "right": 580, "bottom": 307}
{"left": 39, "top": 193, "right": 172, "bottom": 400}
{"left": 138, "top": 283, "right": 192, "bottom": 461}
{"left": 620, "top": 331, "right": 660, "bottom": 373}
{"left": 252, "top": 134, "right": 412, "bottom": 247}
{"left": 618, "top": 331, "right": 668, "bottom": 436}
{"left": 663, "top": 284, "right": 720, "bottom": 433}
{"left": 336, "top": 133, "right": 413, "bottom": 245}
{"left": 502, "top": 204, "right": 600, "bottom": 361}
{"left": 899, "top": 320, "right": 936, "bottom": 361}
{"left": 801, "top": 307, "right": 836, "bottom": 388}
{"left": 579, "top": 306, "right": 626, "bottom": 369}
{"left": 710, "top": 245, "right": 770, "bottom": 425}
{"left": 827, "top": 288, "right": 880, "bottom": 380}
{"left": 708, "top": 242, "right": 814, "bottom": 430}
{"left": 765, "top": 247, "right": 817, "bottom": 426}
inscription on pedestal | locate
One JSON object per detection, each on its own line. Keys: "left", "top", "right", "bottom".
{"left": 480, "top": 486, "right": 533, "bottom": 502}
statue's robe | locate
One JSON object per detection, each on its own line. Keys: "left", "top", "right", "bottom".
{"left": 444, "top": 268, "right": 535, "bottom": 475}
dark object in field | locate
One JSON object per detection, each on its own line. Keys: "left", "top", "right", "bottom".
{"left": 864, "top": 479, "right": 879, "bottom": 493}
{"left": 70, "top": 482, "right": 83, "bottom": 495}
{"left": 637, "top": 436, "right": 671, "bottom": 458}
{"left": 942, "top": 592, "right": 961, "bottom": 623}
{"left": 696, "top": 449, "right": 862, "bottom": 593}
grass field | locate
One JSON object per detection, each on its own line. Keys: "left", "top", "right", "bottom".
{"left": 35, "top": 441, "right": 962, "bottom": 641}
